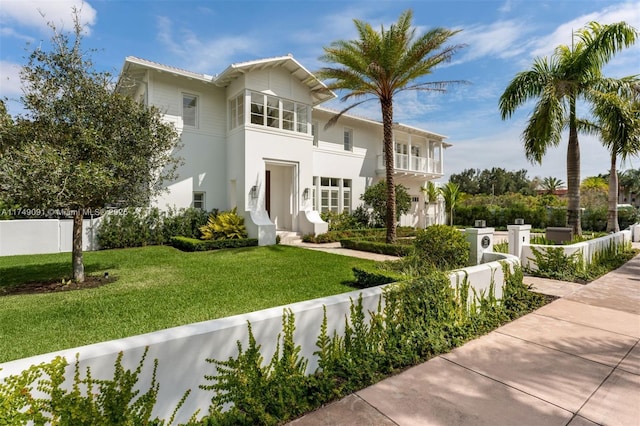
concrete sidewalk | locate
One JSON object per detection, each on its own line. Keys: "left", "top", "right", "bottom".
{"left": 290, "top": 249, "right": 640, "bottom": 426}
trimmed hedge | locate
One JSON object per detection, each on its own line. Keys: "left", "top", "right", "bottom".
{"left": 304, "top": 227, "right": 417, "bottom": 244}
{"left": 170, "top": 236, "right": 258, "bottom": 252}
{"left": 351, "top": 265, "right": 406, "bottom": 288}
{"left": 339, "top": 238, "right": 414, "bottom": 257}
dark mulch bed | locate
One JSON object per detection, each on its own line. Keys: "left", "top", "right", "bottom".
{"left": 1, "top": 275, "right": 117, "bottom": 296}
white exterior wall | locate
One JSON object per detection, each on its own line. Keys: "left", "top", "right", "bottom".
{"left": 149, "top": 72, "right": 228, "bottom": 212}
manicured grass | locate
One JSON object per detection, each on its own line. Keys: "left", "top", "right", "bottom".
{"left": 0, "top": 245, "right": 375, "bottom": 363}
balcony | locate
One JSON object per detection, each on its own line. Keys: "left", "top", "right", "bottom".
{"left": 377, "top": 153, "right": 442, "bottom": 177}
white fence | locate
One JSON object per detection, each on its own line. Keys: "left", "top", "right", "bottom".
{"left": 0, "top": 218, "right": 102, "bottom": 256}
{"left": 520, "top": 229, "right": 633, "bottom": 271}
{"left": 0, "top": 252, "right": 519, "bottom": 424}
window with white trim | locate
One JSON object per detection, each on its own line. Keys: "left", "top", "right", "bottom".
{"left": 316, "top": 177, "right": 351, "bottom": 213}
{"left": 229, "top": 93, "right": 244, "bottom": 129}
{"left": 342, "top": 179, "right": 351, "bottom": 213}
{"left": 182, "top": 93, "right": 198, "bottom": 127}
{"left": 282, "top": 100, "right": 295, "bottom": 131}
{"left": 193, "top": 192, "right": 205, "bottom": 210}
{"left": 250, "top": 92, "right": 265, "bottom": 125}
{"left": 344, "top": 128, "right": 353, "bottom": 151}
{"left": 296, "top": 104, "right": 308, "bottom": 133}
{"left": 248, "top": 91, "right": 309, "bottom": 134}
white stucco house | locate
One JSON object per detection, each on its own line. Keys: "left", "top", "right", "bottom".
{"left": 116, "top": 55, "right": 450, "bottom": 245}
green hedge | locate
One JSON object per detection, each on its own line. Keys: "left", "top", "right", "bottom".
{"left": 339, "top": 238, "right": 414, "bottom": 257}
{"left": 351, "top": 265, "right": 405, "bottom": 288}
{"left": 304, "top": 227, "right": 417, "bottom": 243}
{"left": 170, "top": 236, "right": 258, "bottom": 252}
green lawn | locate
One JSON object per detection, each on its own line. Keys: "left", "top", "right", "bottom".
{"left": 0, "top": 245, "right": 375, "bottom": 363}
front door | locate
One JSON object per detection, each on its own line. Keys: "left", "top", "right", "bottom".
{"left": 265, "top": 170, "right": 271, "bottom": 217}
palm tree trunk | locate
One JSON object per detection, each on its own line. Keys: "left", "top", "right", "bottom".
{"left": 566, "top": 99, "right": 582, "bottom": 236}
{"left": 72, "top": 209, "right": 85, "bottom": 282}
{"left": 381, "top": 97, "right": 396, "bottom": 244}
{"left": 607, "top": 153, "right": 619, "bottom": 232}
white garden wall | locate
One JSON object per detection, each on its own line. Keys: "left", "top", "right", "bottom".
{"left": 0, "top": 217, "right": 101, "bottom": 257}
{"left": 0, "top": 253, "right": 519, "bottom": 424}
{"left": 520, "top": 229, "right": 632, "bottom": 271}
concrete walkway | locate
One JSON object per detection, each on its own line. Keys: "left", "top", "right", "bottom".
{"left": 290, "top": 247, "right": 640, "bottom": 426}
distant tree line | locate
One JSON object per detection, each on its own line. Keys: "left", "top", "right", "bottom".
{"left": 449, "top": 167, "right": 534, "bottom": 196}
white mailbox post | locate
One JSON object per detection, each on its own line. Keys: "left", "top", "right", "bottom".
{"left": 465, "top": 226, "right": 494, "bottom": 266}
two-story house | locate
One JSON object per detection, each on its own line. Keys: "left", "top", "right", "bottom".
{"left": 116, "top": 55, "right": 449, "bottom": 245}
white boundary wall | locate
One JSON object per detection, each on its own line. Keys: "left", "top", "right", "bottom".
{"left": 0, "top": 252, "right": 519, "bottom": 423}
{"left": 0, "top": 218, "right": 101, "bottom": 256}
{"left": 521, "top": 229, "right": 632, "bottom": 271}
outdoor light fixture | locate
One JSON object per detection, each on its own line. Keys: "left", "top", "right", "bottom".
{"left": 474, "top": 220, "right": 486, "bottom": 228}
{"left": 303, "top": 188, "right": 310, "bottom": 200}
{"left": 514, "top": 218, "right": 525, "bottom": 225}
{"left": 104, "top": 272, "right": 109, "bottom": 279}
{"left": 250, "top": 185, "right": 258, "bottom": 199}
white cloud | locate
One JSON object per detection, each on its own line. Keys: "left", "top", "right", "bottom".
{"left": 450, "top": 20, "right": 530, "bottom": 65}
{"left": 0, "top": 60, "right": 22, "bottom": 98}
{"left": 0, "top": 0, "right": 96, "bottom": 34}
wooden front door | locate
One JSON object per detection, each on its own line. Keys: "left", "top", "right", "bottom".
{"left": 265, "top": 170, "right": 271, "bottom": 217}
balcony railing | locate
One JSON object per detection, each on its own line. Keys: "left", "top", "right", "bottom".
{"left": 377, "top": 154, "right": 442, "bottom": 175}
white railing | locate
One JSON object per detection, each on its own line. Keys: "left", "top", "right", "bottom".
{"left": 377, "top": 154, "right": 441, "bottom": 174}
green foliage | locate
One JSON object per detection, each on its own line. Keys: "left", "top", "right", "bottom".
{"left": 360, "top": 181, "right": 411, "bottom": 227}
{"left": 525, "top": 241, "right": 638, "bottom": 283}
{"left": 201, "top": 310, "right": 314, "bottom": 425}
{"left": 340, "top": 238, "right": 415, "bottom": 257}
{"left": 351, "top": 265, "right": 406, "bottom": 288}
{"left": 493, "top": 241, "right": 509, "bottom": 253}
{"left": 414, "top": 225, "right": 469, "bottom": 271}
{"left": 449, "top": 167, "right": 534, "bottom": 196}
{"left": 0, "top": 348, "right": 193, "bottom": 425}
{"left": 199, "top": 208, "right": 247, "bottom": 240}
{"left": 439, "top": 182, "right": 462, "bottom": 226}
{"left": 303, "top": 227, "right": 416, "bottom": 244}
{"left": 201, "top": 266, "right": 547, "bottom": 423}
{"left": 170, "top": 236, "right": 258, "bottom": 252}
{"left": 320, "top": 209, "right": 370, "bottom": 231}
{"left": 97, "top": 207, "right": 210, "bottom": 249}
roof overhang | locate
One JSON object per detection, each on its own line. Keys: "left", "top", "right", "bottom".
{"left": 215, "top": 55, "right": 335, "bottom": 105}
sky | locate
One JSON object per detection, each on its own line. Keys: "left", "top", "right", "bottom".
{"left": 1, "top": 0, "right": 639, "bottom": 184}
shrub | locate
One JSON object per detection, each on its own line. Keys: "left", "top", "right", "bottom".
{"left": 360, "top": 181, "right": 411, "bottom": 227}
{"left": 414, "top": 225, "right": 469, "bottom": 271}
{"left": 340, "top": 238, "right": 414, "bottom": 257}
{"left": 199, "top": 207, "right": 247, "bottom": 240}
{"left": 351, "top": 265, "right": 406, "bottom": 288}
{"left": 97, "top": 207, "right": 210, "bottom": 249}
{"left": 170, "top": 236, "right": 258, "bottom": 252}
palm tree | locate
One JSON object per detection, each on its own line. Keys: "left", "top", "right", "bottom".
{"left": 540, "top": 176, "right": 565, "bottom": 194}
{"left": 318, "top": 10, "right": 465, "bottom": 243}
{"left": 439, "top": 182, "right": 461, "bottom": 226}
{"left": 499, "top": 21, "right": 637, "bottom": 236}
{"left": 619, "top": 168, "right": 640, "bottom": 203}
{"left": 422, "top": 180, "right": 440, "bottom": 225}
{"left": 591, "top": 85, "right": 640, "bottom": 232}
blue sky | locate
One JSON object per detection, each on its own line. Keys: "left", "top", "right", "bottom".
{"left": 1, "top": 0, "right": 639, "bottom": 184}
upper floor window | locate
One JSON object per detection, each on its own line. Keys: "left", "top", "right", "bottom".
{"left": 182, "top": 93, "right": 198, "bottom": 127}
{"left": 248, "top": 91, "right": 309, "bottom": 134}
{"left": 344, "top": 128, "right": 353, "bottom": 151}
{"left": 229, "top": 93, "right": 244, "bottom": 129}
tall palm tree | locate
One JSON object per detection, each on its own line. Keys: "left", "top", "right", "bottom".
{"left": 499, "top": 21, "right": 637, "bottom": 236}
{"left": 619, "top": 168, "right": 640, "bottom": 203}
{"left": 422, "top": 180, "right": 440, "bottom": 225}
{"left": 317, "top": 10, "right": 465, "bottom": 243}
{"left": 591, "top": 85, "right": 640, "bottom": 232}
{"left": 439, "top": 182, "right": 461, "bottom": 226}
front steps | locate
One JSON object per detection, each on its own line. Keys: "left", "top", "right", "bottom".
{"left": 276, "top": 231, "right": 303, "bottom": 245}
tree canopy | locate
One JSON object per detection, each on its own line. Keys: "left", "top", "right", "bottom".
{"left": 449, "top": 167, "right": 533, "bottom": 196}
{"left": 0, "top": 13, "right": 180, "bottom": 281}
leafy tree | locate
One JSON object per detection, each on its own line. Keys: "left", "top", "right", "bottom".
{"left": 449, "top": 168, "right": 480, "bottom": 194}
{"left": 450, "top": 167, "right": 532, "bottom": 195}
{"left": 590, "top": 87, "right": 640, "bottom": 231}
{"left": 0, "top": 14, "right": 180, "bottom": 282}
{"left": 499, "top": 21, "right": 638, "bottom": 236}
{"left": 619, "top": 168, "right": 640, "bottom": 201}
{"left": 439, "top": 182, "right": 462, "bottom": 226}
{"left": 540, "top": 176, "right": 565, "bottom": 194}
{"left": 318, "top": 9, "right": 465, "bottom": 243}
{"left": 360, "top": 181, "right": 411, "bottom": 227}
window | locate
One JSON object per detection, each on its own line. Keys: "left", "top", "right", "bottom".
{"left": 282, "top": 100, "right": 295, "bottom": 131}
{"left": 266, "top": 95, "right": 279, "bottom": 128}
{"left": 317, "top": 177, "right": 350, "bottom": 213}
{"left": 229, "top": 93, "right": 244, "bottom": 129}
{"left": 296, "top": 104, "right": 308, "bottom": 133}
{"left": 312, "top": 121, "right": 319, "bottom": 146}
{"left": 193, "top": 192, "right": 205, "bottom": 210}
{"left": 182, "top": 94, "right": 198, "bottom": 127}
{"left": 344, "top": 128, "right": 353, "bottom": 151}
{"left": 250, "top": 92, "right": 265, "bottom": 125}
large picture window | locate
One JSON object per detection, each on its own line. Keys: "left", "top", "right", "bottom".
{"left": 316, "top": 177, "right": 351, "bottom": 213}
{"left": 182, "top": 93, "right": 198, "bottom": 127}
{"left": 248, "top": 91, "right": 309, "bottom": 134}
